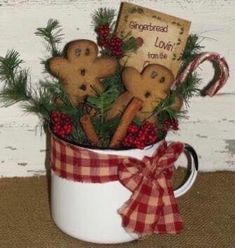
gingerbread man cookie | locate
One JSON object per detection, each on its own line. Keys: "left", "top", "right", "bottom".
{"left": 107, "top": 64, "right": 182, "bottom": 122}
{"left": 48, "top": 39, "right": 117, "bottom": 106}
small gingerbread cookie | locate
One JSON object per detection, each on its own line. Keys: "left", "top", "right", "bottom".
{"left": 48, "top": 39, "right": 117, "bottom": 106}
{"left": 107, "top": 64, "right": 182, "bottom": 122}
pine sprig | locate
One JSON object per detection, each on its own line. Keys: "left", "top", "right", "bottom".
{"left": 153, "top": 93, "right": 178, "bottom": 120}
{"left": 92, "top": 8, "right": 138, "bottom": 58}
{"left": 40, "top": 79, "right": 73, "bottom": 107}
{"left": 0, "top": 51, "right": 31, "bottom": 106}
{"left": 35, "top": 19, "right": 64, "bottom": 57}
{"left": 92, "top": 8, "right": 116, "bottom": 28}
{"left": 153, "top": 34, "right": 203, "bottom": 123}
{"left": 121, "top": 34, "right": 138, "bottom": 55}
{"left": 0, "top": 69, "right": 31, "bottom": 107}
{"left": 87, "top": 86, "right": 120, "bottom": 117}
{"left": 0, "top": 50, "right": 62, "bottom": 120}
{"left": 24, "top": 80, "right": 83, "bottom": 121}
{"left": 181, "top": 34, "right": 204, "bottom": 69}
{"left": 172, "top": 34, "right": 203, "bottom": 105}
{"left": 102, "top": 66, "right": 124, "bottom": 92}
{"left": 175, "top": 73, "right": 201, "bottom": 103}
{"left": 87, "top": 67, "right": 124, "bottom": 113}
{"left": 22, "top": 87, "right": 53, "bottom": 120}
{"left": 0, "top": 50, "right": 24, "bottom": 81}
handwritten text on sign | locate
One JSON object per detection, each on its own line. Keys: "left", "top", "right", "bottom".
{"left": 116, "top": 2, "right": 191, "bottom": 77}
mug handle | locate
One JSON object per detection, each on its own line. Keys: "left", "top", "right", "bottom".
{"left": 174, "top": 143, "right": 199, "bottom": 198}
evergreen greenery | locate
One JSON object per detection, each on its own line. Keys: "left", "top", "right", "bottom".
{"left": 0, "top": 51, "right": 31, "bottom": 106}
{"left": 0, "top": 69, "right": 30, "bottom": 106}
{"left": 102, "top": 66, "right": 124, "bottom": 92}
{"left": 92, "top": 8, "right": 138, "bottom": 57}
{"left": 0, "top": 50, "right": 79, "bottom": 121}
{"left": 21, "top": 87, "right": 53, "bottom": 120}
{"left": 175, "top": 73, "right": 201, "bottom": 104}
{"left": 121, "top": 34, "right": 138, "bottom": 55}
{"left": 87, "top": 86, "right": 120, "bottom": 117}
{"left": 0, "top": 50, "right": 24, "bottom": 81}
{"left": 35, "top": 19, "right": 64, "bottom": 57}
{"left": 40, "top": 79, "right": 73, "bottom": 108}
{"left": 0, "top": 10, "right": 205, "bottom": 147}
{"left": 92, "top": 8, "right": 116, "bottom": 29}
{"left": 181, "top": 34, "right": 204, "bottom": 70}
{"left": 152, "top": 34, "right": 203, "bottom": 121}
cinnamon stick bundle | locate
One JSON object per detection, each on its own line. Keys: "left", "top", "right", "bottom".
{"left": 109, "top": 97, "right": 143, "bottom": 148}
{"left": 80, "top": 114, "right": 100, "bottom": 147}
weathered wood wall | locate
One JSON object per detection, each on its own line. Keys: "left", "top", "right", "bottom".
{"left": 0, "top": 0, "right": 234, "bottom": 177}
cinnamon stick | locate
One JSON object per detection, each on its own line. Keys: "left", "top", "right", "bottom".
{"left": 80, "top": 114, "right": 100, "bottom": 146}
{"left": 109, "top": 97, "right": 143, "bottom": 148}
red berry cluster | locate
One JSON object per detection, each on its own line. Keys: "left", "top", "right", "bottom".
{"left": 96, "top": 24, "right": 110, "bottom": 47}
{"left": 96, "top": 24, "right": 123, "bottom": 57}
{"left": 122, "top": 121, "right": 158, "bottom": 149}
{"left": 50, "top": 111, "right": 73, "bottom": 138}
{"left": 161, "top": 118, "right": 179, "bottom": 131}
{"left": 108, "top": 36, "right": 123, "bottom": 57}
{"left": 96, "top": 24, "right": 110, "bottom": 38}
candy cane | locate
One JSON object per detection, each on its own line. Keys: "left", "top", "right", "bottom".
{"left": 174, "top": 52, "right": 229, "bottom": 96}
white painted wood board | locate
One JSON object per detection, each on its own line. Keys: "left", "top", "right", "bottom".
{"left": 0, "top": 0, "right": 234, "bottom": 177}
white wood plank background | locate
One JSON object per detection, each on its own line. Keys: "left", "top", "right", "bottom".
{"left": 0, "top": 0, "right": 234, "bottom": 177}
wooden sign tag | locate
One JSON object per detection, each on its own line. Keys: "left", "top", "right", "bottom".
{"left": 115, "top": 2, "right": 191, "bottom": 77}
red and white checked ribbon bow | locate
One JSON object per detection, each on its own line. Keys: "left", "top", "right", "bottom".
{"left": 118, "top": 141, "right": 184, "bottom": 235}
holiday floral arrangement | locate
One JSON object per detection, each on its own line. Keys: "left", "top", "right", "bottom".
{"left": 0, "top": 6, "right": 228, "bottom": 149}
{"left": 0, "top": 2, "right": 229, "bottom": 240}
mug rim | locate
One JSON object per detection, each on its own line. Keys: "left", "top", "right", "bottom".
{"left": 49, "top": 128, "right": 166, "bottom": 153}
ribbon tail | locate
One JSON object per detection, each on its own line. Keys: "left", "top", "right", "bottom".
{"left": 118, "top": 181, "right": 164, "bottom": 235}
{"left": 154, "top": 177, "right": 183, "bottom": 234}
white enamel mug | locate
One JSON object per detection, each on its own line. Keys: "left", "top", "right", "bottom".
{"left": 50, "top": 141, "right": 198, "bottom": 244}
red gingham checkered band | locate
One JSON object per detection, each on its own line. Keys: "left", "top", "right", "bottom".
{"left": 50, "top": 133, "right": 122, "bottom": 183}
{"left": 50, "top": 132, "right": 184, "bottom": 234}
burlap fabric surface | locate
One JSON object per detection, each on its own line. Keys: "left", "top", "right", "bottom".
{"left": 0, "top": 171, "right": 234, "bottom": 248}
